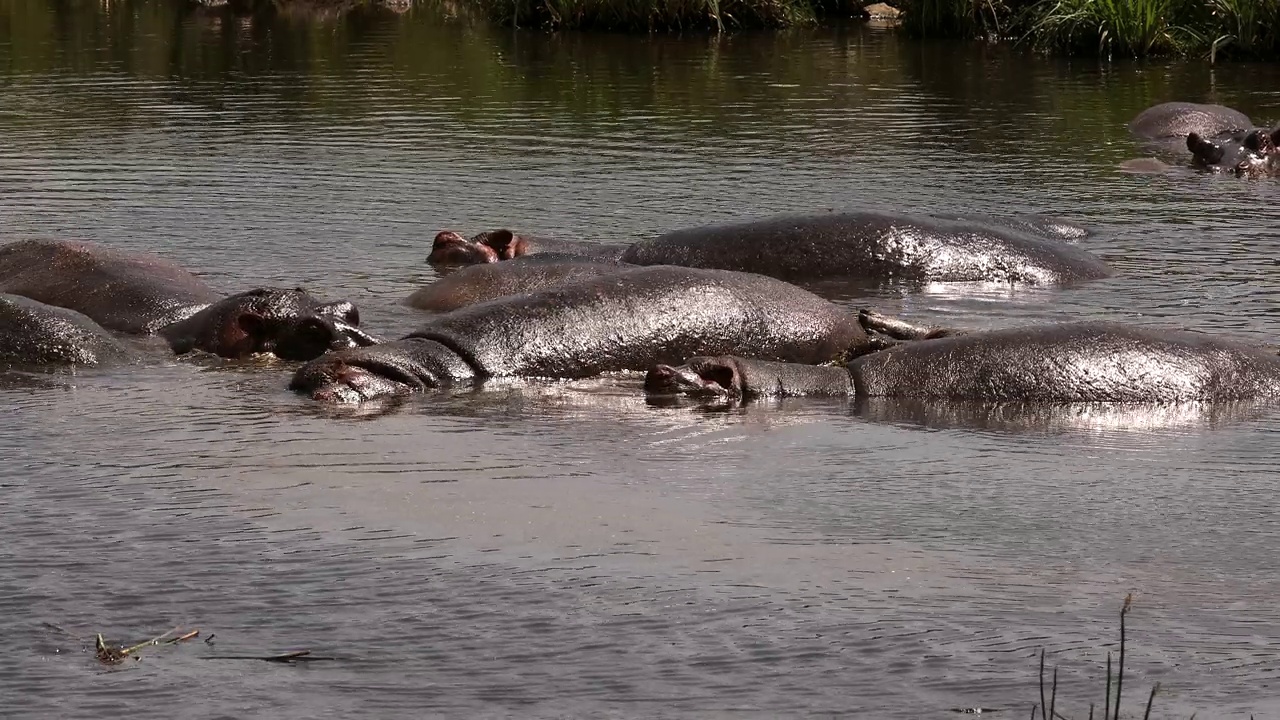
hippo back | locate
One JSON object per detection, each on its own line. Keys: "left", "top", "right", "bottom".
{"left": 410, "top": 266, "right": 867, "bottom": 379}
{"left": 406, "top": 256, "right": 632, "bottom": 313}
{"left": 620, "top": 212, "right": 1111, "bottom": 284}
{"left": 0, "top": 239, "right": 219, "bottom": 334}
{"left": 849, "top": 321, "right": 1280, "bottom": 402}
{"left": 1129, "top": 101, "right": 1252, "bottom": 141}
{"left": 0, "top": 293, "right": 133, "bottom": 367}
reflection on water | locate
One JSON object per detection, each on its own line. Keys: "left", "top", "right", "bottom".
{"left": 4, "top": 1, "right": 1280, "bottom": 718}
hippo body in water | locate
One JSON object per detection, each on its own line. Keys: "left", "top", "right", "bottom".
{"left": 293, "top": 266, "right": 869, "bottom": 403}
{"left": 645, "top": 322, "right": 1280, "bottom": 404}
{"left": 1129, "top": 102, "right": 1253, "bottom": 142}
{"left": 617, "top": 212, "right": 1111, "bottom": 285}
{"left": 0, "top": 240, "right": 375, "bottom": 360}
{"left": 408, "top": 254, "right": 633, "bottom": 313}
{"left": 0, "top": 293, "right": 133, "bottom": 368}
{"left": 1127, "top": 102, "right": 1280, "bottom": 178}
{"left": 428, "top": 230, "right": 630, "bottom": 266}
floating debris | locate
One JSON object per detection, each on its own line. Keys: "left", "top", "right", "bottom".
{"left": 203, "top": 649, "right": 337, "bottom": 663}
{"left": 92, "top": 627, "right": 201, "bottom": 666}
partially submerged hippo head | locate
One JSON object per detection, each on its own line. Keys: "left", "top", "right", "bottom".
{"left": 1187, "top": 127, "right": 1280, "bottom": 177}
{"left": 644, "top": 356, "right": 747, "bottom": 398}
{"left": 427, "top": 231, "right": 499, "bottom": 266}
{"left": 427, "top": 229, "right": 546, "bottom": 265}
{"left": 160, "top": 288, "right": 378, "bottom": 361}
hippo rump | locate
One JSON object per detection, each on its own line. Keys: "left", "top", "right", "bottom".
{"left": 644, "top": 322, "right": 1280, "bottom": 404}
{"left": 292, "top": 266, "right": 870, "bottom": 403}
{"left": 0, "top": 293, "right": 133, "bottom": 368}
{"left": 0, "top": 239, "right": 375, "bottom": 360}
{"left": 617, "top": 211, "right": 1111, "bottom": 285}
{"left": 407, "top": 254, "right": 633, "bottom": 313}
{"left": 1129, "top": 101, "right": 1253, "bottom": 141}
{"left": 428, "top": 229, "right": 630, "bottom": 266}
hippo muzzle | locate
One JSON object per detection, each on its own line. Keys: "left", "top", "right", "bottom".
{"left": 644, "top": 357, "right": 744, "bottom": 398}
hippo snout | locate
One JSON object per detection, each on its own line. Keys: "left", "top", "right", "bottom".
{"left": 643, "top": 360, "right": 735, "bottom": 397}
{"left": 428, "top": 231, "right": 500, "bottom": 265}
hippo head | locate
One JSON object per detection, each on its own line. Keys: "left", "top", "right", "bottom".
{"left": 644, "top": 356, "right": 745, "bottom": 398}
{"left": 161, "top": 288, "right": 379, "bottom": 361}
{"left": 427, "top": 231, "right": 499, "bottom": 266}
{"left": 1187, "top": 127, "right": 1280, "bottom": 177}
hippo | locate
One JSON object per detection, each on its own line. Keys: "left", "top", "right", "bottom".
{"left": 1186, "top": 126, "right": 1280, "bottom": 178}
{"left": 617, "top": 211, "right": 1111, "bottom": 285}
{"left": 1129, "top": 101, "right": 1252, "bottom": 142}
{"left": 428, "top": 229, "right": 630, "bottom": 266}
{"left": 644, "top": 321, "right": 1280, "bottom": 404}
{"left": 407, "top": 254, "right": 633, "bottom": 313}
{"left": 927, "top": 212, "right": 1091, "bottom": 243}
{"left": 0, "top": 293, "right": 133, "bottom": 368}
{"left": 0, "top": 239, "right": 376, "bottom": 361}
{"left": 291, "top": 266, "right": 869, "bottom": 403}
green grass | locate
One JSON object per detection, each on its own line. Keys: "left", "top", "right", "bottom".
{"left": 898, "top": 0, "right": 1280, "bottom": 59}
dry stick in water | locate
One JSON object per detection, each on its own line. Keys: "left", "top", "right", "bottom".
{"left": 1114, "top": 593, "right": 1132, "bottom": 720}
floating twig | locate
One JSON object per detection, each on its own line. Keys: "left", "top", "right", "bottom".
{"left": 202, "top": 650, "right": 336, "bottom": 663}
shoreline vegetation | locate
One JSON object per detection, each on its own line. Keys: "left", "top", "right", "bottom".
{"left": 194, "top": 0, "right": 1280, "bottom": 61}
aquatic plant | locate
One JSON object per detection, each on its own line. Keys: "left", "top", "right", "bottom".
{"left": 1020, "top": 0, "right": 1200, "bottom": 57}
{"left": 896, "top": 0, "right": 1009, "bottom": 39}
{"left": 897, "top": 0, "right": 1280, "bottom": 59}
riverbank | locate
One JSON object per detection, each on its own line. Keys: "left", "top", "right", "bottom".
{"left": 898, "top": 0, "right": 1280, "bottom": 60}
{"left": 208, "top": 0, "right": 1280, "bottom": 60}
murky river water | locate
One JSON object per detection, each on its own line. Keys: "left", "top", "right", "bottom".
{"left": 3, "top": 1, "right": 1280, "bottom": 717}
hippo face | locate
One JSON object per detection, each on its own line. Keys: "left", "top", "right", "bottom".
{"left": 644, "top": 357, "right": 744, "bottom": 398}
{"left": 427, "top": 231, "right": 499, "bottom": 266}
{"left": 1187, "top": 127, "right": 1280, "bottom": 177}
{"left": 165, "top": 289, "right": 378, "bottom": 361}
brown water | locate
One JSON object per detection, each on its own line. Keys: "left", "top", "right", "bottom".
{"left": 3, "top": 1, "right": 1280, "bottom": 717}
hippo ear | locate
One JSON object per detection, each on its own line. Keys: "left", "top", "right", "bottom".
{"left": 1242, "top": 129, "right": 1274, "bottom": 153}
{"left": 236, "top": 311, "right": 266, "bottom": 340}
{"left": 481, "top": 230, "right": 519, "bottom": 260}
{"left": 1187, "top": 132, "right": 1225, "bottom": 164}
{"left": 690, "top": 357, "right": 744, "bottom": 396}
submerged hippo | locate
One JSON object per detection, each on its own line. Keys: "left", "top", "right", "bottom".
{"left": 1129, "top": 101, "right": 1252, "bottom": 141}
{"left": 292, "top": 266, "right": 869, "bottom": 403}
{"left": 1127, "top": 101, "right": 1280, "bottom": 177}
{"left": 645, "top": 322, "right": 1280, "bottom": 404}
{"left": 0, "top": 240, "right": 376, "bottom": 360}
{"left": 428, "top": 229, "right": 630, "bottom": 266}
{"left": 407, "top": 254, "right": 632, "bottom": 313}
{"left": 617, "top": 211, "right": 1111, "bottom": 284}
{"left": 0, "top": 293, "right": 132, "bottom": 368}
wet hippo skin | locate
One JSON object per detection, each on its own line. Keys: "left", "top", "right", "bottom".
{"left": 294, "top": 266, "right": 869, "bottom": 402}
{"left": 0, "top": 239, "right": 376, "bottom": 360}
{"left": 618, "top": 211, "right": 1112, "bottom": 284}
{"left": 645, "top": 322, "right": 1280, "bottom": 403}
